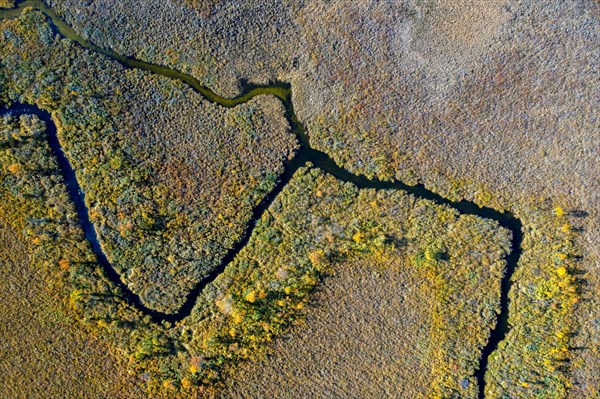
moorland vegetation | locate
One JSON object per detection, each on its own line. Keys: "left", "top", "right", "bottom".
{"left": 0, "top": 8, "right": 296, "bottom": 313}
{"left": 0, "top": 112, "right": 511, "bottom": 397}
{"left": 0, "top": 2, "right": 592, "bottom": 398}
{"left": 0, "top": 113, "right": 152, "bottom": 397}
{"left": 40, "top": 2, "right": 598, "bottom": 393}
{"left": 218, "top": 167, "right": 513, "bottom": 399}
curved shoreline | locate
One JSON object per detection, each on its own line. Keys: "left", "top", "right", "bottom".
{"left": 1, "top": 2, "right": 523, "bottom": 397}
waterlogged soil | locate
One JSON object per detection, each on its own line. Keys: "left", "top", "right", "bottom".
{"left": 1, "top": 2, "right": 526, "bottom": 397}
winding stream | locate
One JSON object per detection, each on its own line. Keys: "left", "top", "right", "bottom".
{"left": 1, "top": 2, "right": 523, "bottom": 397}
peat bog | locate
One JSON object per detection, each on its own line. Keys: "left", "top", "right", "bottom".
{"left": 1, "top": 1, "right": 525, "bottom": 397}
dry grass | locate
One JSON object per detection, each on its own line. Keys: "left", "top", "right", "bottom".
{"left": 0, "top": 181, "right": 143, "bottom": 398}
{"left": 220, "top": 255, "right": 434, "bottom": 399}
{"left": 0, "top": 232, "right": 144, "bottom": 399}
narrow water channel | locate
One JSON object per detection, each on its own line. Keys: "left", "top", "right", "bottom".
{"left": 1, "top": 2, "right": 524, "bottom": 397}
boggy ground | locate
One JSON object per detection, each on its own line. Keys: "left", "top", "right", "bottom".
{"left": 0, "top": 114, "right": 146, "bottom": 399}
{"left": 0, "top": 1, "right": 596, "bottom": 398}
{"left": 41, "top": 0, "right": 598, "bottom": 396}
{"left": 0, "top": 110, "right": 512, "bottom": 397}
{"left": 221, "top": 237, "right": 502, "bottom": 399}
{"left": 0, "top": 9, "right": 296, "bottom": 314}
{"left": 193, "top": 167, "right": 512, "bottom": 399}
{"left": 0, "top": 221, "right": 145, "bottom": 399}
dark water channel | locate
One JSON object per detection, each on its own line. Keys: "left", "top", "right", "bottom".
{"left": 1, "top": 2, "right": 524, "bottom": 397}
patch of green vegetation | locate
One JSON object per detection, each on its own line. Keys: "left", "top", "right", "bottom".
{"left": 0, "top": 0, "right": 14, "bottom": 9}
{"left": 485, "top": 205, "right": 581, "bottom": 398}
